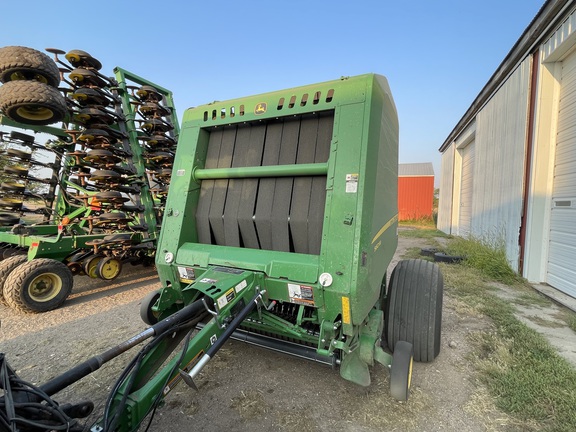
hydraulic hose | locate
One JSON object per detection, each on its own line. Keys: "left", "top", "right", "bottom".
{"left": 40, "top": 298, "right": 205, "bottom": 396}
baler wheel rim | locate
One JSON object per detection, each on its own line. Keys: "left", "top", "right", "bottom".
{"left": 389, "top": 340, "right": 413, "bottom": 401}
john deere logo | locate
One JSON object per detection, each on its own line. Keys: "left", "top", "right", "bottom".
{"left": 254, "top": 102, "right": 267, "bottom": 115}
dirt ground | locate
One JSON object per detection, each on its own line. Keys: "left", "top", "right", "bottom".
{"left": 0, "top": 235, "right": 528, "bottom": 432}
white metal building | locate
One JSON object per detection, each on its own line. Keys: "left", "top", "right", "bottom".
{"left": 438, "top": 0, "right": 576, "bottom": 298}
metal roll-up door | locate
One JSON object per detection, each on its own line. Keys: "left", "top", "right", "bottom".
{"left": 459, "top": 141, "right": 475, "bottom": 237}
{"left": 547, "top": 50, "right": 576, "bottom": 297}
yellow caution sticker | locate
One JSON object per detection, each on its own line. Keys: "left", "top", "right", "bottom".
{"left": 342, "top": 296, "right": 351, "bottom": 324}
{"left": 217, "top": 287, "right": 236, "bottom": 310}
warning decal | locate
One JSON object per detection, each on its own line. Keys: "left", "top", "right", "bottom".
{"left": 345, "top": 173, "right": 359, "bottom": 193}
{"left": 288, "top": 283, "right": 315, "bottom": 306}
{"left": 177, "top": 266, "right": 196, "bottom": 282}
{"left": 217, "top": 287, "right": 236, "bottom": 309}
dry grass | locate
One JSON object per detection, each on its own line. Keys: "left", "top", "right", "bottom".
{"left": 230, "top": 389, "right": 269, "bottom": 420}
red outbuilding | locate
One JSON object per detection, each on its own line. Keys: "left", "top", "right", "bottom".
{"left": 398, "top": 163, "right": 435, "bottom": 221}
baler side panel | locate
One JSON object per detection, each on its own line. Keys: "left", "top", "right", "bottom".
{"left": 319, "top": 101, "right": 364, "bottom": 329}
{"left": 350, "top": 76, "right": 400, "bottom": 322}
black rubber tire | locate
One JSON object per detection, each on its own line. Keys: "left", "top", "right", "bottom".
{"left": 73, "top": 107, "right": 115, "bottom": 125}
{"left": 85, "top": 149, "right": 121, "bottom": 164}
{"left": 143, "top": 134, "right": 176, "bottom": 148}
{"left": 141, "top": 118, "right": 173, "bottom": 134}
{"left": 6, "top": 148, "right": 32, "bottom": 160}
{"left": 0, "top": 182, "right": 25, "bottom": 193}
{"left": 0, "top": 80, "right": 68, "bottom": 126}
{"left": 0, "top": 254, "right": 28, "bottom": 306}
{"left": 96, "top": 211, "right": 128, "bottom": 221}
{"left": 65, "top": 251, "right": 89, "bottom": 276}
{"left": 136, "top": 85, "right": 163, "bottom": 102}
{"left": 0, "top": 198, "right": 23, "bottom": 211}
{"left": 90, "top": 169, "right": 121, "bottom": 181}
{"left": 3, "top": 165, "right": 28, "bottom": 177}
{"left": 68, "top": 68, "right": 107, "bottom": 88}
{"left": 0, "top": 213, "right": 20, "bottom": 226}
{"left": 0, "top": 46, "right": 60, "bottom": 87}
{"left": 390, "top": 340, "right": 414, "bottom": 401}
{"left": 3, "top": 248, "right": 26, "bottom": 259}
{"left": 71, "top": 87, "right": 110, "bottom": 106}
{"left": 65, "top": 49, "right": 102, "bottom": 71}
{"left": 140, "top": 290, "right": 161, "bottom": 325}
{"left": 9, "top": 130, "right": 34, "bottom": 144}
{"left": 83, "top": 255, "right": 103, "bottom": 279}
{"left": 433, "top": 252, "right": 465, "bottom": 264}
{"left": 4, "top": 258, "right": 73, "bottom": 313}
{"left": 420, "top": 247, "right": 440, "bottom": 257}
{"left": 386, "top": 259, "right": 443, "bottom": 362}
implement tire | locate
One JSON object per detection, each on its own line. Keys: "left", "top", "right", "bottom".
{"left": 385, "top": 259, "right": 443, "bottom": 362}
{"left": 0, "top": 80, "right": 67, "bottom": 125}
{"left": 4, "top": 258, "right": 73, "bottom": 313}
{"left": 0, "top": 46, "right": 60, "bottom": 87}
{"left": 0, "top": 254, "right": 27, "bottom": 306}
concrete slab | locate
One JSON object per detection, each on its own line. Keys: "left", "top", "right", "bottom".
{"left": 531, "top": 283, "right": 576, "bottom": 313}
{"left": 492, "top": 282, "right": 576, "bottom": 368}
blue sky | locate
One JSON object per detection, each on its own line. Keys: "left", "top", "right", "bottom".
{"left": 3, "top": 1, "right": 545, "bottom": 184}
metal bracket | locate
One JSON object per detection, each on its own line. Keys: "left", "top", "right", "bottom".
{"left": 201, "top": 297, "right": 225, "bottom": 329}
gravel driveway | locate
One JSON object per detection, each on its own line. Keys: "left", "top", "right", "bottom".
{"left": 0, "top": 235, "right": 517, "bottom": 432}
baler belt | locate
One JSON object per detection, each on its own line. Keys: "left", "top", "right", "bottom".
{"left": 254, "top": 122, "right": 285, "bottom": 251}
{"left": 196, "top": 113, "right": 333, "bottom": 254}
{"left": 235, "top": 126, "right": 266, "bottom": 249}
{"left": 208, "top": 128, "right": 236, "bottom": 245}
{"left": 196, "top": 129, "right": 222, "bottom": 245}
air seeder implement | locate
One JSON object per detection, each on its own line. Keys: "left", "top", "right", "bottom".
{"left": 0, "top": 73, "right": 443, "bottom": 431}
{"left": 0, "top": 46, "right": 179, "bottom": 313}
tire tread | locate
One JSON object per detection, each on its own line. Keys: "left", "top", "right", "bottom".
{"left": 4, "top": 258, "right": 73, "bottom": 313}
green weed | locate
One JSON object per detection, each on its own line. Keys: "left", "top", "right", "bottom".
{"left": 444, "top": 257, "right": 576, "bottom": 432}
{"left": 447, "top": 236, "right": 520, "bottom": 285}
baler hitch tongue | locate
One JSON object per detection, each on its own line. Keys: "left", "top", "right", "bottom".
{"left": 179, "top": 289, "right": 265, "bottom": 390}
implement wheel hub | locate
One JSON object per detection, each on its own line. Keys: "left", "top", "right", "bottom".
{"left": 8, "top": 71, "right": 49, "bottom": 84}
{"left": 28, "top": 273, "right": 62, "bottom": 302}
{"left": 16, "top": 105, "right": 55, "bottom": 122}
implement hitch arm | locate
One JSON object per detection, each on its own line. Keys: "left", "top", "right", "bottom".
{"left": 91, "top": 267, "right": 265, "bottom": 432}
{"left": 179, "top": 290, "right": 264, "bottom": 389}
